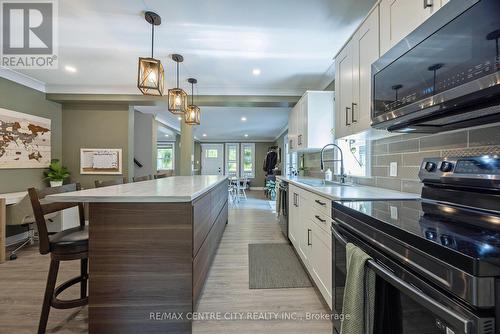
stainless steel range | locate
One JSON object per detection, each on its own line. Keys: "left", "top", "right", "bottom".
{"left": 332, "top": 155, "right": 500, "bottom": 334}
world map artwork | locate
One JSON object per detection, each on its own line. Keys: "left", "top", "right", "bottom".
{"left": 0, "top": 108, "right": 51, "bottom": 169}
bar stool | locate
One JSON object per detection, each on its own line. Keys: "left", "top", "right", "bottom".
{"left": 28, "top": 183, "right": 88, "bottom": 334}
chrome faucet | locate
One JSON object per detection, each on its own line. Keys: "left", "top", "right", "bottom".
{"left": 320, "top": 143, "right": 346, "bottom": 183}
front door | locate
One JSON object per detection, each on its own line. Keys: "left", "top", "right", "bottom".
{"left": 201, "top": 144, "right": 224, "bottom": 175}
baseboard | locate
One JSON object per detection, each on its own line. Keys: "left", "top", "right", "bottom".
{"left": 249, "top": 187, "right": 265, "bottom": 190}
{"left": 6, "top": 231, "right": 29, "bottom": 247}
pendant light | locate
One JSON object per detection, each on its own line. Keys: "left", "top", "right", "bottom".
{"left": 168, "top": 54, "right": 188, "bottom": 114}
{"left": 137, "top": 11, "right": 164, "bottom": 96}
{"left": 185, "top": 78, "right": 201, "bottom": 125}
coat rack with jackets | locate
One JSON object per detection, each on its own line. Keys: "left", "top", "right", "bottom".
{"left": 263, "top": 146, "right": 280, "bottom": 176}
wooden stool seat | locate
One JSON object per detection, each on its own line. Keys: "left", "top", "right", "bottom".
{"left": 49, "top": 226, "right": 88, "bottom": 255}
{"left": 28, "top": 184, "right": 89, "bottom": 334}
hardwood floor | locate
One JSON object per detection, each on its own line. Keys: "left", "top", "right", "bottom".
{"left": 0, "top": 191, "right": 332, "bottom": 334}
{"left": 192, "top": 191, "right": 332, "bottom": 334}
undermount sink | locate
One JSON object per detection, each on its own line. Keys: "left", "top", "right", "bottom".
{"left": 298, "top": 179, "right": 354, "bottom": 187}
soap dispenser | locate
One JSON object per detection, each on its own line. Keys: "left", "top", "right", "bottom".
{"left": 325, "top": 168, "right": 333, "bottom": 182}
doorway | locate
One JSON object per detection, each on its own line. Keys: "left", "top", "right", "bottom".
{"left": 201, "top": 144, "right": 224, "bottom": 175}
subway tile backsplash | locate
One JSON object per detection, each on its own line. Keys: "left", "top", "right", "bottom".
{"left": 302, "top": 122, "right": 500, "bottom": 194}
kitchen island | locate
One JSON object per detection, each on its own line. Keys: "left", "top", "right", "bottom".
{"left": 47, "top": 175, "right": 228, "bottom": 334}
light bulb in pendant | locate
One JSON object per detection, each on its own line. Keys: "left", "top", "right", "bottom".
{"left": 175, "top": 94, "right": 182, "bottom": 106}
{"left": 147, "top": 70, "right": 156, "bottom": 84}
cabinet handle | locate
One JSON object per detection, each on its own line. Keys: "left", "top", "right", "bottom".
{"left": 423, "top": 0, "right": 433, "bottom": 8}
{"left": 307, "top": 228, "right": 312, "bottom": 246}
{"left": 289, "top": 139, "right": 293, "bottom": 150}
{"left": 345, "top": 107, "right": 351, "bottom": 126}
{"left": 352, "top": 102, "right": 357, "bottom": 123}
{"left": 294, "top": 193, "right": 298, "bottom": 207}
{"left": 315, "top": 215, "right": 326, "bottom": 223}
{"left": 298, "top": 134, "right": 302, "bottom": 146}
{"left": 315, "top": 199, "right": 326, "bottom": 206}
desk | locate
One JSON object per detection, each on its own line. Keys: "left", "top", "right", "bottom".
{"left": 0, "top": 192, "right": 27, "bottom": 263}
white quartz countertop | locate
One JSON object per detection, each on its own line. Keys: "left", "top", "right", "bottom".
{"left": 277, "top": 176, "right": 420, "bottom": 201}
{"left": 46, "top": 176, "right": 228, "bottom": 203}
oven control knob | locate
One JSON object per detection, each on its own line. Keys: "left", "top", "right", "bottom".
{"left": 424, "top": 161, "right": 437, "bottom": 172}
{"left": 440, "top": 161, "right": 454, "bottom": 172}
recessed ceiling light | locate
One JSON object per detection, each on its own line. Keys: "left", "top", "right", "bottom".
{"left": 202, "top": 133, "right": 207, "bottom": 137}
{"left": 65, "top": 65, "right": 77, "bottom": 73}
{"left": 244, "top": 134, "right": 249, "bottom": 138}
{"left": 241, "top": 116, "right": 247, "bottom": 122}
{"left": 164, "top": 134, "right": 169, "bottom": 137}
{"left": 252, "top": 68, "right": 261, "bottom": 76}
{"left": 177, "top": 116, "right": 182, "bottom": 121}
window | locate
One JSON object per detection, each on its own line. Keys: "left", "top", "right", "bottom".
{"left": 240, "top": 143, "right": 255, "bottom": 178}
{"left": 205, "top": 149, "right": 218, "bottom": 158}
{"left": 225, "top": 143, "right": 240, "bottom": 177}
{"left": 335, "top": 139, "right": 369, "bottom": 177}
{"left": 157, "top": 142, "right": 175, "bottom": 171}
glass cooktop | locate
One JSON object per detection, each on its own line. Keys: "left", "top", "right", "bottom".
{"left": 335, "top": 199, "right": 500, "bottom": 271}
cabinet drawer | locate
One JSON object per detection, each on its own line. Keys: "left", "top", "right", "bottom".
{"left": 310, "top": 207, "right": 332, "bottom": 236}
{"left": 311, "top": 194, "right": 331, "bottom": 217}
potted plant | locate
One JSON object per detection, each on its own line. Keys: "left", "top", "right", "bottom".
{"left": 44, "top": 159, "right": 70, "bottom": 187}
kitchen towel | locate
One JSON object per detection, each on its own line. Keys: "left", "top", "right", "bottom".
{"left": 340, "top": 243, "right": 376, "bottom": 334}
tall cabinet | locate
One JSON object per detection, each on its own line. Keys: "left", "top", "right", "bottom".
{"left": 335, "top": 6, "right": 379, "bottom": 139}
{"left": 289, "top": 91, "right": 334, "bottom": 152}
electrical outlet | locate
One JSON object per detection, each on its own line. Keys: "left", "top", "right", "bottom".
{"left": 390, "top": 162, "right": 398, "bottom": 177}
{"left": 390, "top": 206, "right": 398, "bottom": 220}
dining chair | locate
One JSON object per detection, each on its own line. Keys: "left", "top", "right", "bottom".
{"left": 94, "top": 177, "right": 127, "bottom": 188}
{"left": 154, "top": 170, "right": 173, "bottom": 179}
{"left": 238, "top": 175, "right": 249, "bottom": 200}
{"left": 133, "top": 175, "right": 152, "bottom": 182}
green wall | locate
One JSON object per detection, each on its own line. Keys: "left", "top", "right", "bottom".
{"left": 134, "top": 111, "right": 156, "bottom": 177}
{"left": 254, "top": 142, "right": 276, "bottom": 187}
{"left": 62, "top": 104, "right": 132, "bottom": 189}
{"left": 273, "top": 130, "right": 288, "bottom": 172}
{"left": 193, "top": 141, "right": 201, "bottom": 175}
{"left": 0, "top": 78, "right": 62, "bottom": 193}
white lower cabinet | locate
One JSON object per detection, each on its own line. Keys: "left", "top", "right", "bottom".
{"left": 288, "top": 185, "right": 332, "bottom": 309}
{"left": 311, "top": 221, "right": 332, "bottom": 309}
{"left": 288, "top": 185, "right": 300, "bottom": 246}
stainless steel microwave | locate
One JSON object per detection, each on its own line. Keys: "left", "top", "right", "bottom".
{"left": 371, "top": 0, "right": 500, "bottom": 133}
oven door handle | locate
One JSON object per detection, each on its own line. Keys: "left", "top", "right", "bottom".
{"left": 331, "top": 222, "right": 348, "bottom": 246}
{"left": 332, "top": 220, "right": 472, "bottom": 333}
{"left": 368, "top": 260, "right": 472, "bottom": 334}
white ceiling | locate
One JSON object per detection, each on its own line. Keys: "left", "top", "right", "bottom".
{"left": 143, "top": 106, "right": 289, "bottom": 142}
{"left": 157, "top": 122, "right": 177, "bottom": 140}
{"left": 7, "top": 0, "right": 375, "bottom": 96}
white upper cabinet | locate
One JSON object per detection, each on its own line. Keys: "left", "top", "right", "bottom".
{"left": 334, "top": 0, "right": 449, "bottom": 139}
{"left": 335, "top": 6, "right": 379, "bottom": 139}
{"left": 380, "top": 0, "right": 449, "bottom": 55}
{"left": 289, "top": 91, "right": 334, "bottom": 152}
{"left": 334, "top": 41, "right": 354, "bottom": 139}
{"left": 352, "top": 6, "right": 380, "bottom": 135}
{"left": 288, "top": 103, "right": 298, "bottom": 151}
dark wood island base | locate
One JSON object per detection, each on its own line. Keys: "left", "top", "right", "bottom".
{"left": 87, "top": 181, "right": 228, "bottom": 333}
